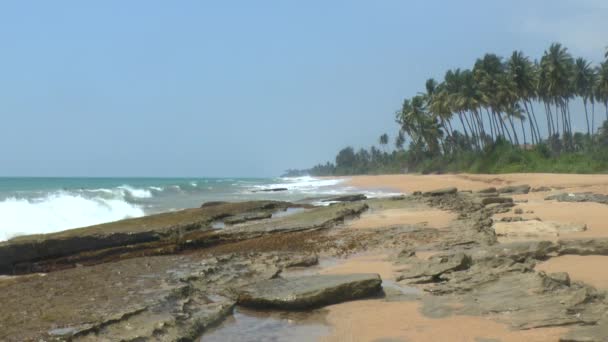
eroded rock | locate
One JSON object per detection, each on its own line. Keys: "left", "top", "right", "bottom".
{"left": 493, "top": 221, "right": 586, "bottom": 238}
{"left": 237, "top": 274, "right": 382, "bottom": 309}
{"left": 322, "top": 194, "right": 367, "bottom": 202}
{"left": 546, "top": 192, "right": 608, "bottom": 205}
{"left": 423, "top": 187, "right": 458, "bottom": 196}
{"left": 497, "top": 184, "right": 531, "bottom": 194}
{"left": 480, "top": 197, "right": 514, "bottom": 206}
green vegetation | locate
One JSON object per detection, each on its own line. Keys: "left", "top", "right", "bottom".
{"left": 295, "top": 43, "right": 608, "bottom": 176}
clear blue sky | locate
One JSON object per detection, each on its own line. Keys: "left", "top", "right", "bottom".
{"left": 1, "top": 1, "right": 606, "bottom": 177}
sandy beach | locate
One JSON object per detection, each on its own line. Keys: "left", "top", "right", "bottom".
{"left": 313, "top": 173, "right": 608, "bottom": 341}
{"left": 3, "top": 173, "right": 608, "bottom": 341}
{"left": 345, "top": 173, "right": 608, "bottom": 194}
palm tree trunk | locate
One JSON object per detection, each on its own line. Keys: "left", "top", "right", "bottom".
{"left": 486, "top": 108, "right": 495, "bottom": 140}
{"left": 583, "top": 99, "right": 590, "bottom": 136}
{"left": 592, "top": 101, "right": 596, "bottom": 134}
{"left": 507, "top": 115, "right": 520, "bottom": 145}
{"left": 457, "top": 112, "right": 470, "bottom": 142}
{"left": 496, "top": 111, "right": 513, "bottom": 144}
{"left": 544, "top": 102, "right": 554, "bottom": 137}
{"left": 527, "top": 100, "right": 542, "bottom": 142}
{"left": 520, "top": 119, "right": 527, "bottom": 145}
{"left": 462, "top": 112, "right": 478, "bottom": 150}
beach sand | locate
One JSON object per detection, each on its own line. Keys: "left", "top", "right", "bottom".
{"left": 536, "top": 255, "right": 608, "bottom": 289}
{"left": 345, "top": 173, "right": 608, "bottom": 194}
{"left": 317, "top": 173, "right": 608, "bottom": 341}
{"left": 346, "top": 207, "right": 457, "bottom": 230}
{"left": 320, "top": 299, "right": 567, "bottom": 342}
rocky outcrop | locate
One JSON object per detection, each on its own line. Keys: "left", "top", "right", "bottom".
{"left": 223, "top": 212, "right": 272, "bottom": 225}
{"left": 493, "top": 220, "right": 586, "bottom": 238}
{"left": 423, "top": 187, "right": 458, "bottom": 196}
{"left": 253, "top": 188, "right": 289, "bottom": 192}
{"left": 546, "top": 192, "right": 608, "bottom": 205}
{"left": 558, "top": 238, "right": 608, "bottom": 256}
{"left": 237, "top": 274, "right": 382, "bottom": 309}
{"left": 322, "top": 194, "right": 367, "bottom": 202}
{"left": 531, "top": 186, "right": 552, "bottom": 192}
{"left": 0, "top": 251, "right": 316, "bottom": 341}
{"left": 397, "top": 253, "right": 472, "bottom": 283}
{"left": 0, "top": 201, "right": 364, "bottom": 275}
{"left": 480, "top": 196, "right": 514, "bottom": 206}
{"left": 497, "top": 184, "right": 531, "bottom": 194}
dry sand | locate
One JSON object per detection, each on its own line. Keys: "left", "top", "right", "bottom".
{"left": 536, "top": 255, "right": 608, "bottom": 289}
{"left": 345, "top": 173, "right": 608, "bottom": 194}
{"left": 320, "top": 173, "right": 608, "bottom": 342}
{"left": 320, "top": 300, "right": 566, "bottom": 342}
{"left": 502, "top": 200, "right": 608, "bottom": 238}
{"left": 346, "top": 173, "right": 608, "bottom": 239}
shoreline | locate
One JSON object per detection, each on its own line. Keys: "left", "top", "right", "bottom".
{"left": 2, "top": 173, "right": 608, "bottom": 341}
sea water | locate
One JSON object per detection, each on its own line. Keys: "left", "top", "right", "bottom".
{"left": 0, "top": 176, "right": 398, "bottom": 241}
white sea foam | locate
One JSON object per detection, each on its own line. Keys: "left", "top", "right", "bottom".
{"left": 117, "top": 185, "right": 153, "bottom": 198}
{"left": 0, "top": 192, "right": 145, "bottom": 241}
{"left": 253, "top": 176, "right": 346, "bottom": 193}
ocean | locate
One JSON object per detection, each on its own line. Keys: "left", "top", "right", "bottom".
{"left": 0, "top": 176, "right": 399, "bottom": 241}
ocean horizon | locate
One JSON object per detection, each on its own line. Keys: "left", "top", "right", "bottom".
{"left": 0, "top": 176, "right": 398, "bottom": 241}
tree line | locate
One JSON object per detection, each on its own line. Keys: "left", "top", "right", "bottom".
{"left": 286, "top": 43, "right": 608, "bottom": 177}
{"left": 395, "top": 43, "right": 608, "bottom": 157}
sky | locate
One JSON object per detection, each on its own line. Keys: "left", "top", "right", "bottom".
{"left": 1, "top": 0, "right": 607, "bottom": 177}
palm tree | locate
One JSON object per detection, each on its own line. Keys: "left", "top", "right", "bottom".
{"left": 507, "top": 51, "right": 541, "bottom": 143}
{"left": 598, "top": 60, "right": 608, "bottom": 122}
{"left": 474, "top": 54, "right": 515, "bottom": 144}
{"left": 379, "top": 133, "right": 389, "bottom": 152}
{"left": 573, "top": 57, "right": 596, "bottom": 135}
{"left": 395, "top": 130, "right": 405, "bottom": 150}
{"left": 540, "top": 43, "right": 575, "bottom": 141}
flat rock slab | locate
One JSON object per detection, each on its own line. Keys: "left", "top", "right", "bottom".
{"left": 322, "top": 194, "right": 367, "bottom": 202}
{"left": 480, "top": 197, "right": 513, "bottom": 206}
{"left": 497, "top": 184, "right": 531, "bottom": 194}
{"left": 423, "top": 187, "right": 458, "bottom": 196}
{"left": 494, "top": 220, "right": 586, "bottom": 238}
{"left": 546, "top": 192, "right": 608, "bottom": 205}
{"left": 237, "top": 274, "right": 382, "bottom": 309}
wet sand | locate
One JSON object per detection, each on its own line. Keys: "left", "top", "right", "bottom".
{"left": 318, "top": 253, "right": 399, "bottom": 280}
{"left": 536, "top": 255, "right": 608, "bottom": 289}
{"left": 329, "top": 173, "right": 608, "bottom": 341}
{"left": 320, "top": 300, "right": 566, "bottom": 342}
{"left": 313, "top": 250, "right": 567, "bottom": 341}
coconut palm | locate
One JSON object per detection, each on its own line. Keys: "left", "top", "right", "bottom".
{"left": 379, "top": 133, "right": 389, "bottom": 152}
{"left": 573, "top": 57, "right": 596, "bottom": 135}
{"left": 507, "top": 51, "right": 541, "bottom": 143}
{"left": 597, "top": 60, "right": 608, "bottom": 122}
{"left": 395, "top": 130, "right": 405, "bottom": 150}
{"left": 540, "top": 43, "right": 575, "bottom": 140}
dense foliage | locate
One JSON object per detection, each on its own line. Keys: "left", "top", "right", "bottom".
{"left": 291, "top": 43, "right": 608, "bottom": 176}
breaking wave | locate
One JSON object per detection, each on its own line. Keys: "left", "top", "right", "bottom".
{"left": 0, "top": 192, "right": 145, "bottom": 241}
